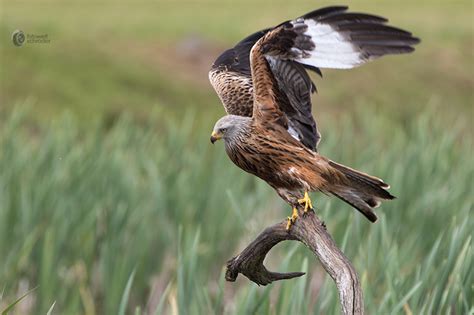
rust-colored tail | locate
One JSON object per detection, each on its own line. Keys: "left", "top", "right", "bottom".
{"left": 328, "top": 161, "right": 395, "bottom": 222}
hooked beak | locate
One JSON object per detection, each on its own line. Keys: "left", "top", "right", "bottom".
{"left": 210, "top": 130, "right": 222, "bottom": 144}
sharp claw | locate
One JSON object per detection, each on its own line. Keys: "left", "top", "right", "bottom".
{"left": 291, "top": 207, "right": 298, "bottom": 221}
{"left": 286, "top": 208, "right": 299, "bottom": 230}
{"left": 298, "top": 192, "right": 313, "bottom": 213}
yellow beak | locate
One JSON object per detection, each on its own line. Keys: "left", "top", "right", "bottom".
{"left": 210, "top": 130, "right": 222, "bottom": 144}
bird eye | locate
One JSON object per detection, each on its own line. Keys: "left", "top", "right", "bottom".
{"left": 220, "top": 128, "right": 227, "bottom": 133}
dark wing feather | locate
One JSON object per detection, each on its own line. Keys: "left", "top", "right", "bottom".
{"left": 219, "top": 28, "right": 272, "bottom": 76}
{"left": 289, "top": 8, "right": 420, "bottom": 69}
{"left": 301, "top": 5, "right": 349, "bottom": 20}
{"left": 266, "top": 58, "right": 321, "bottom": 149}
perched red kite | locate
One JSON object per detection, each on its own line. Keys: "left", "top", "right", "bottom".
{"left": 209, "top": 6, "right": 419, "bottom": 228}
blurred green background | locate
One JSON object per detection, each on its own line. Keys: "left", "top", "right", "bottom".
{"left": 0, "top": 0, "right": 472, "bottom": 314}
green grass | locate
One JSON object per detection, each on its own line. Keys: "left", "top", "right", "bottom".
{"left": 0, "top": 106, "right": 472, "bottom": 314}
{"left": 1, "top": 0, "right": 473, "bottom": 314}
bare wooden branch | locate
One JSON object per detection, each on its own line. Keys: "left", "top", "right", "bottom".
{"left": 225, "top": 207, "right": 364, "bottom": 315}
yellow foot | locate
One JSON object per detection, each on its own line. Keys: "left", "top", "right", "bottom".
{"left": 286, "top": 207, "right": 299, "bottom": 230}
{"left": 298, "top": 191, "right": 313, "bottom": 213}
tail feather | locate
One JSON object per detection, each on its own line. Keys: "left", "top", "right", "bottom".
{"left": 329, "top": 160, "right": 392, "bottom": 192}
{"left": 332, "top": 190, "right": 379, "bottom": 222}
{"left": 327, "top": 161, "right": 395, "bottom": 222}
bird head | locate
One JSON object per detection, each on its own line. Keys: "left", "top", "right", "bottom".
{"left": 210, "top": 115, "right": 250, "bottom": 144}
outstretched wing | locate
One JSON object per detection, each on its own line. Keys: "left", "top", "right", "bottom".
{"left": 272, "top": 6, "right": 420, "bottom": 69}
{"left": 209, "top": 29, "right": 322, "bottom": 150}
{"left": 250, "top": 6, "right": 419, "bottom": 127}
{"left": 210, "top": 6, "right": 420, "bottom": 150}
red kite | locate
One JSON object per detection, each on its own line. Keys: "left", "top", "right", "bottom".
{"left": 209, "top": 6, "right": 419, "bottom": 228}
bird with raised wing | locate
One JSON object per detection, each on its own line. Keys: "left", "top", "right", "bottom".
{"left": 209, "top": 6, "right": 419, "bottom": 229}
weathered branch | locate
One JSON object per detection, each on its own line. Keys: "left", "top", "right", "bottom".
{"left": 225, "top": 207, "right": 364, "bottom": 315}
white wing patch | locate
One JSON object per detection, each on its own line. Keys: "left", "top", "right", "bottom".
{"left": 287, "top": 126, "right": 301, "bottom": 142}
{"left": 293, "top": 19, "right": 365, "bottom": 69}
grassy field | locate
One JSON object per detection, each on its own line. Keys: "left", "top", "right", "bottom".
{"left": 1, "top": 1, "right": 473, "bottom": 314}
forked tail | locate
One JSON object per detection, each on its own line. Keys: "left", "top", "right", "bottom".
{"left": 328, "top": 160, "right": 395, "bottom": 222}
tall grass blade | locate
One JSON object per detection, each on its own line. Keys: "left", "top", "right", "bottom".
{"left": 118, "top": 269, "right": 136, "bottom": 315}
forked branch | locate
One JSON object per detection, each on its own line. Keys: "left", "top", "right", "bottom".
{"left": 225, "top": 207, "right": 364, "bottom": 315}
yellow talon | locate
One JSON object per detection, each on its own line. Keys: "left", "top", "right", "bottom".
{"left": 286, "top": 207, "right": 299, "bottom": 230}
{"left": 298, "top": 191, "right": 313, "bottom": 213}
{"left": 286, "top": 217, "right": 292, "bottom": 230}
{"left": 291, "top": 207, "right": 299, "bottom": 221}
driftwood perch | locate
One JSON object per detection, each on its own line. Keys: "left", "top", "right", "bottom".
{"left": 225, "top": 207, "right": 364, "bottom": 315}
